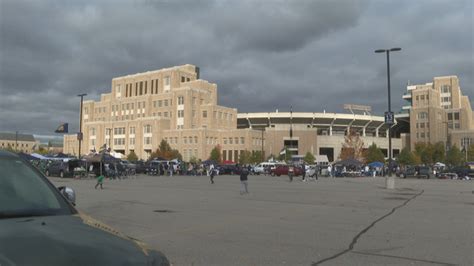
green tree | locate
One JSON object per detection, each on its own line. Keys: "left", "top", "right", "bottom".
{"left": 250, "top": 150, "right": 264, "bottom": 164}
{"left": 467, "top": 144, "right": 474, "bottom": 162}
{"left": 149, "top": 139, "right": 182, "bottom": 160}
{"left": 126, "top": 150, "right": 138, "bottom": 161}
{"left": 189, "top": 156, "right": 198, "bottom": 164}
{"left": 303, "top": 152, "right": 315, "bottom": 164}
{"left": 446, "top": 145, "right": 463, "bottom": 166}
{"left": 413, "top": 142, "right": 435, "bottom": 165}
{"left": 432, "top": 142, "right": 445, "bottom": 163}
{"left": 209, "top": 145, "right": 222, "bottom": 163}
{"left": 239, "top": 150, "right": 252, "bottom": 165}
{"left": 365, "top": 143, "right": 385, "bottom": 163}
{"left": 397, "top": 147, "right": 416, "bottom": 166}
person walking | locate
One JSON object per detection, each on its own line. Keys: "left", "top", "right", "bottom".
{"left": 301, "top": 162, "right": 306, "bottom": 182}
{"left": 94, "top": 173, "right": 104, "bottom": 189}
{"left": 209, "top": 163, "right": 215, "bottom": 184}
{"left": 327, "top": 165, "right": 332, "bottom": 178}
{"left": 240, "top": 166, "right": 249, "bottom": 195}
{"left": 288, "top": 165, "right": 294, "bottom": 182}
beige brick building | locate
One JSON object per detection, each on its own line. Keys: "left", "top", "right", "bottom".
{"left": 63, "top": 64, "right": 407, "bottom": 162}
{"left": 402, "top": 75, "right": 474, "bottom": 150}
{"left": 64, "top": 65, "right": 263, "bottom": 161}
{"left": 0, "top": 132, "right": 38, "bottom": 153}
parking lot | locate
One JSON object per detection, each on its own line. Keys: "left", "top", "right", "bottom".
{"left": 50, "top": 174, "right": 473, "bottom": 266}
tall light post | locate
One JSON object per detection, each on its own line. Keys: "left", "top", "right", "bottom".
{"left": 77, "top": 93, "right": 87, "bottom": 158}
{"left": 375, "top": 47, "right": 401, "bottom": 178}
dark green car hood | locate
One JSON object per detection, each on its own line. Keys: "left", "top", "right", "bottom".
{"left": 0, "top": 214, "right": 169, "bottom": 266}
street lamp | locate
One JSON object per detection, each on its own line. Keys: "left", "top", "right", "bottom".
{"left": 77, "top": 93, "right": 87, "bottom": 158}
{"left": 375, "top": 47, "right": 401, "bottom": 178}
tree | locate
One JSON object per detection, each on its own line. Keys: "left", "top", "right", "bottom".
{"left": 250, "top": 150, "right": 264, "bottom": 164}
{"left": 446, "top": 145, "right": 463, "bottom": 166}
{"left": 303, "top": 152, "right": 315, "bottom": 164}
{"left": 339, "top": 128, "right": 365, "bottom": 161}
{"left": 397, "top": 147, "right": 416, "bottom": 166}
{"left": 150, "top": 139, "right": 182, "bottom": 160}
{"left": 432, "top": 142, "right": 445, "bottom": 163}
{"left": 209, "top": 145, "right": 221, "bottom": 163}
{"left": 126, "top": 150, "right": 138, "bottom": 161}
{"left": 189, "top": 156, "right": 198, "bottom": 164}
{"left": 365, "top": 143, "right": 385, "bottom": 163}
{"left": 239, "top": 150, "right": 252, "bottom": 165}
{"left": 468, "top": 144, "right": 474, "bottom": 162}
{"left": 413, "top": 142, "right": 434, "bottom": 165}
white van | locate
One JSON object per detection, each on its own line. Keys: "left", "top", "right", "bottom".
{"left": 253, "top": 162, "right": 285, "bottom": 175}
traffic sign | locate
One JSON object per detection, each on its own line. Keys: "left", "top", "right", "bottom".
{"left": 384, "top": 111, "right": 394, "bottom": 125}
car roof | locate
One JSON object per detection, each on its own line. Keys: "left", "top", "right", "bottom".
{"left": 0, "top": 150, "right": 20, "bottom": 159}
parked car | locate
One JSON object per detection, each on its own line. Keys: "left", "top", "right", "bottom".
{"left": 253, "top": 162, "right": 284, "bottom": 175}
{"left": 437, "top": 171, "right": 458, "bottom": 179}
{"left": 45, "top": 159, "right": 82, "bottom": 178}
{"left": 132, "top": 160, "right": 147, "bottom": 174}
{"left": 217, "top": 164, "right": 241, "bottom": 175}
{"left": 0, "top": 150, "right": 170, "bottom": 266}
{"left": 271, "top": 165, "right": 304, "bottom": 176}
{"left": 399, "top": 166, "right": 432, "bottom": 179}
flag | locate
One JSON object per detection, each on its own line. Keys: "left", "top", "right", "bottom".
{"left": 289, "top": 106, "right": 293, "bottom": 138}
{"left": 55, "top": 123, "right": 68, "bottom": 133}
{"left": 279, "top": 148, "right": 286, "bottom": 155}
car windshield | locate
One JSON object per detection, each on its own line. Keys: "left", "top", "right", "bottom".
{"left": 0, "top": 157, "right": 73, "bottom": 218}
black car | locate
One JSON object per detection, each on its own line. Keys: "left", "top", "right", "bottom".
{"left": 132, "top": 160, "right": 147, "bottom": 174}
{"left": 217, "top": 164, "right": 242, "bottom": 175}
{"left": 0, "top": 151, "right": 170, "bottom": 266}
{"left": 45, "top": 159, "right": 82, "bottom": 178}
{"left": 399, "top": 166, "right": 432, "bottom": 179}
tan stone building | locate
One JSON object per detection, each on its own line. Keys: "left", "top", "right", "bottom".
{"left": 64, "top": 65, "right": 262, "bottom": 161}
{"left": 0, "top": 132, "right": 38, "bottom": 153}
{"left": 401, "top": 75, "right": 474, "bottom": 150}
{"left": 63, "top": 64, "right": 406, "bottom": 162}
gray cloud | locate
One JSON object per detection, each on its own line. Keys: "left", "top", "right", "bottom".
{"left": 0, "top": 0, "right": 472, "bottom": 135}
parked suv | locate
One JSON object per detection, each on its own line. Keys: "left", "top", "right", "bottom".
{"left": 45, "top": 160, "right": 81, "bottom": 178}
{"left": 399, "top": 166, "right": 432, "bottom": 179}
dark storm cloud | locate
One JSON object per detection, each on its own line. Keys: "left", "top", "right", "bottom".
{"left": 0, "top": 0, "right": 472, "bottom": 135}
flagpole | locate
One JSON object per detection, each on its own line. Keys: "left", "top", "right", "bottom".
{"left": 290, "top": 106, "right": 293, "bottom": 160}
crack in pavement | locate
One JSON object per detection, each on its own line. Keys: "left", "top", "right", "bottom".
{"left": 311, "top": 189, "right": 425, "bottom": 266}
{"left": 350, "top": 251, "right": 456, "bottom": 266}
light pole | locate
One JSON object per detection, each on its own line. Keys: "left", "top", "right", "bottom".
{"left": 77, "top": 93, "right": 87, "bottom": 158}
{"left": 375, "top": 47, "right": 401, "bottom": 178}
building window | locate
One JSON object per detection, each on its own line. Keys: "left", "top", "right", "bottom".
{"left": 178, "top": 110, "right": 184, "bottom": 118}
{"left": 454, "top": 112, "right": 460, "bottom": 120}
{"left": 178, "top": 96, "right": 184, "bottom": 105}
{"left": 229, "top": 138, "right": 233, "bottom": 144}
{"left": 164, "top": 100, "right": 169, "bottom": 107}
{"left": 130, "top": 127, "right": 135, "bottom": 134}
{"left": 144, "top": 137, "right": 151, "bottom": 145}
{"left": 417, "top": 112, "right": 428, "bottom": 120}
{"left": 130, "top": 138, "right": 135, "bottom": 145}
{"left": 223, "top": 138, "right": 227, "bottom": 144}
{"left": 144, "top": 125, "right": 152, "bottom": 134}
{"left": 202, "top": 111, "right": 207, "bottom": 118}
{"left": 240, "top": 137, "right": 245, "bottom": 144}
{"left": 181, "top": 76, "right": 186, "bottom": 83}
{"left": 194, "top": 136, "right": 198, "bottom": 144}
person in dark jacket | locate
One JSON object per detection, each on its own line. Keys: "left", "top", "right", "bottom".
{"left": 240, "top": 167, "right": 249, "bottom": 195}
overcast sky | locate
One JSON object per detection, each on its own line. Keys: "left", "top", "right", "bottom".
{"left": 1, "top": 0, "right": 472, "bottom": 135}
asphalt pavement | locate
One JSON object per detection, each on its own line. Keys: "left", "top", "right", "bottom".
{"left": 49, "top": 174, "right": 474, "bottom": 266}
